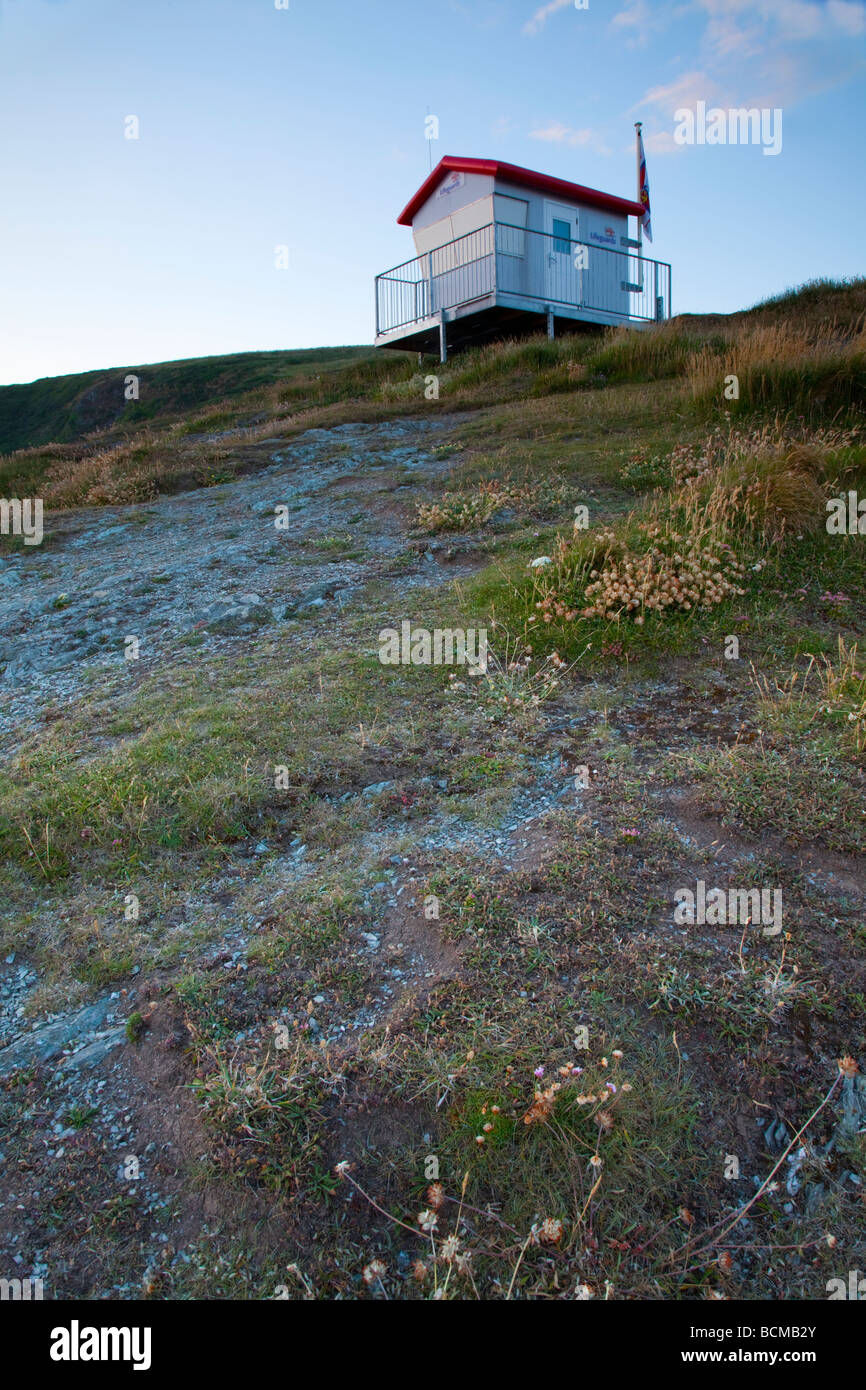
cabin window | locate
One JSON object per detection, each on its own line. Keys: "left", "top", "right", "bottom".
{"left": 494, "top": 195, "right": 528, "bottom": 257}
{"left": 552, "top": 218, "right": 572, "bottom": 254}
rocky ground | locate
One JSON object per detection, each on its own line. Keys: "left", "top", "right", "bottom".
{"left": 1, "top": 406, "right": 864, "bottom": 1301}
{"left": 0, "top": 417, "right": 471, "bottom": 738}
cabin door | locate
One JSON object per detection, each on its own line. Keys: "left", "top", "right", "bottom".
{"left": 543, "top": 202, "right": 582, "bottom": 308}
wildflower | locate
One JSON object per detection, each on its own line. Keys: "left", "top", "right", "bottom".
{"left": 523, "top": 1082, "right": 560, "bottom": 1124}
{"left": 440, "top": 1234, "right": 462, "bottom": 1263}
{"left": 334, "top": 1160, "right": 352, "bottom": 1178}
{"left": 483, "top": 1122, "right": 493, "bottom": 1133}
{"left": 621, "top": 1082, "right": 632, "bottom": 1093}
{"left": 589, "top": 1154, "right": 603, "bottom": 1171}
{"left": 537, "top": 1217, "right": 564, "bottom": 1245}
{"left": 571, "top": 1066, "right": 583, "bottom": 1076}
{"left": 475, "top": 1134, "right": 485, "bottom": 1145}
{"left": 417, "top": 1209, "right": 438, "bottom": 1233}
{"left": 362, "top": 1259, "right": 387, "bottom": 1285}
{"left": 412, "top": 1260, "right": 428, "bottom": 1282}
{"left": 612, "top": 1049, "right": 623, "bottom": 1060}
{"left": 534, "top": 1065, "right": 545, "bottom": 1078}
{"left": 427, "top": 1182, "right": 445, "bottom": 1210}
{"left": 838, "top": 1056, "right": 859, "bottom": 1079}
{"left": 597, "top": 1110, "right": 615, "bottom": 1132}
{"left": 826, "top": 1234, "right": 838, "bottom": 1249}
{"left": 606, "top": 1082, "right": 617, "bottom": 1094}
{"left": 491, "top": 1104, "right": 501, "bottom": 1114}
{"left": 574, "top": 1282, "right": 595, "bottom": 1300}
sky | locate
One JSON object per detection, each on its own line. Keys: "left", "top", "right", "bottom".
{"left": 0, "top": 0, "right": 864, "bottom": 385}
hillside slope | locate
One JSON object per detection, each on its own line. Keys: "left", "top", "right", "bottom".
{"left": 2, "top": 278, "right": 864, "bottom": 514}
{"left": 0, "top": 346, "right": 382, "bottom": 455}
{"left": 3, "top": 276, "right": 863, "bottom": 462}
{"left": 0, "top": 278, "right": 864, "bottom": 1301}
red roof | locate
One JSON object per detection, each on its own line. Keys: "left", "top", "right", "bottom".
{"left": 397, "top": 156, "right": 644, "bottom": 226}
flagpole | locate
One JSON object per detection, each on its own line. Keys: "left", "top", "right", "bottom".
{"left": 634, "top": 121, "right": 643, "bottom": 254}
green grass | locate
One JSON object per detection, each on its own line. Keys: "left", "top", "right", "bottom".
{"left": 3, "top": 277, "right": 866, "bottom": 1301}
{"left": 0, "top": 345, "right": 387, "bottom": 455}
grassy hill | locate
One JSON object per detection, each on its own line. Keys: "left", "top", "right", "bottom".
{"left": 0, "top": 276, "right": 865, "bottom": 1300}
{"left": 0, "top": 345, "right": 383, "bottom": 456}
{"left": 3, "top": 275, "right": 864, "bottom": 469}
{"left": 1, "top": 277, "right": 864, "bottom": 513}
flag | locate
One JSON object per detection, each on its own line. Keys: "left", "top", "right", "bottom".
{"left": 636, "top": 125, "right": 652, "bottom": 242}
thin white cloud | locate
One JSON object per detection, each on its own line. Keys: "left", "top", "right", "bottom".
{"left": 643, "top": 129, "right": 681, "bottom": 155}
{"left": 522, "top": 0, "right": 572, "bottom": 37}
{"left": 827, "top": 0, "right": 866, "bottom": 34}
{"left": 610, "top": 0, "right": 654, "bottom": 46}
{"left": 695, "top": 0, "right": 866, "bottom": 49}
{"left": 530, "top": 123, "right": 592, "bottom": 144}
{"left": 529, "top": 123, "right": 611, "bottom": 153}
{"left": 637, "top": 69, "right": 727, "bottom": 116}
{"left": 611, "top": 0, "right": 648, "bottom": 25}
{"left": 766, "top": 0, "right": 824, "bottom": 40}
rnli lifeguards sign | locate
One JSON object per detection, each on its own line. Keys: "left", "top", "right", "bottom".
{"left": 437, "top": 171, "right": 465, "bottom": 198}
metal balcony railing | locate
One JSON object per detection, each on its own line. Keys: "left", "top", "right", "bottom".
{"left": 375, "top": 221, "right": 671, "bottom": 337}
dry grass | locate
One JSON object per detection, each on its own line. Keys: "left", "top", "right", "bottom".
{"left": 524, "top": 420, "right": 855, "bottom": 635}
{"left": 5, "top": 280, "right": 863, "bottom": 511}
{"left": 690, "top": 422, "right": 858, "bottom": 543}
{"left": 753, "top": 636, "right": 866, "bottom": 757}
{"left": 414, "top": 476, "right": 577, "bottom": 533}
{"left": 687, "top": 317, "right": 866, "bottom": 420}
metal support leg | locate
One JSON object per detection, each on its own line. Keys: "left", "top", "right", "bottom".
{"left": 439, "top": 312, "right": 447, "bottom": 364}
{"left": 546, "top": 305, "right": 554, "bottom": 340}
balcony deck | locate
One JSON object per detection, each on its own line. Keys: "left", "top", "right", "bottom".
{"left": 374, "top": 221, "right": 671, "bottom": 358}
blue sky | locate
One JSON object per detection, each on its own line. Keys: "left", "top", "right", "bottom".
{"left": 1, "top": 0, "right": 864, "bottom": 384}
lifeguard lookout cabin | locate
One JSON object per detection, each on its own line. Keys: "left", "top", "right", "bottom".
{"left": 374, "top": 156, "right": 671, "bottom": 361}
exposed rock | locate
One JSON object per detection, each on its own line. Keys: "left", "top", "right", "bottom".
{"left": 193, "top": 593, "right": 272, "bottom": 634}
{"left": 0, "top": 996, "right": 122, "bottom": 1078}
